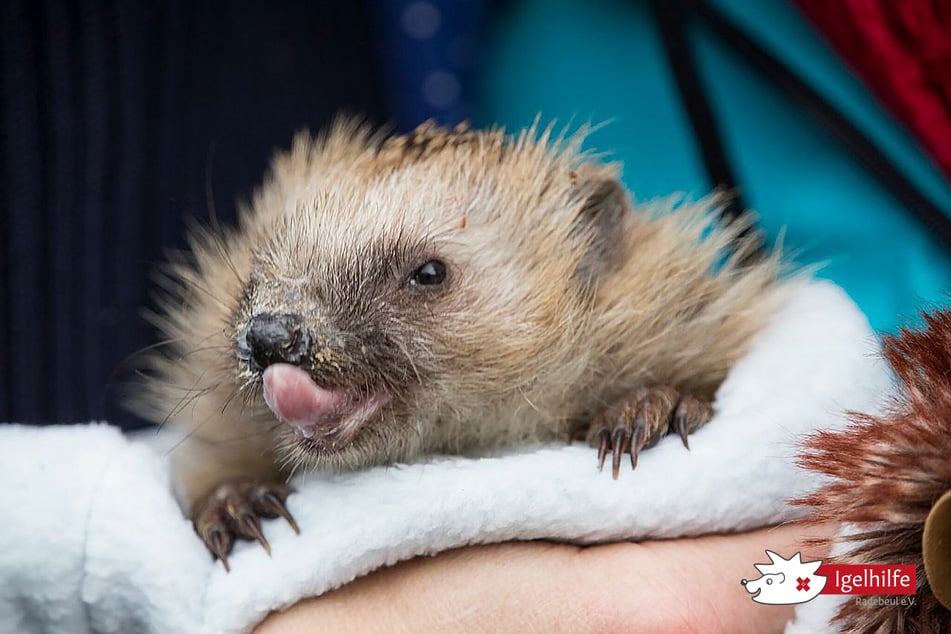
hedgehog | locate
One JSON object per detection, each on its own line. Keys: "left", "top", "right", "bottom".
{"left": 136, "top": 119, "right": 788, "bottom": 569}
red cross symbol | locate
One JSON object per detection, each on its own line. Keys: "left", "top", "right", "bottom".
{"left": 797, "top": 577, "right": 810, "bottom": 592}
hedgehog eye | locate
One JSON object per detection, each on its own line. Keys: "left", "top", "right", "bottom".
{"left": 409, "top": 260, "right": 446, "bottom": 287}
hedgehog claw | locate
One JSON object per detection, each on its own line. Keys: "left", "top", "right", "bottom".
{"left": 206, "top": 527, "right": 233, "bottom": 572}
{"left": 631, "top": 418, "right": 647, "bottom": 471}
{"left": 586, "top": 385, "right": 712, "bottom": 476}
{"left": 671, "top": 396, "right": 714, "bottom": 450}
{"left": 192, "top": 479, "right": 299, "bottom": 572}
{"left": 611, "top": 427, "right": 627, "bottom": 479}
{"left": 673, "top": 413, "right": 691, "bottom": 449}
{"left": 238, "top": 512, "right": 271, "bottom": 555}
{"left": 595, "top": 428, "right": 611, "bottom": 471}
{"left": 262, "top": 490, "right": 300, "bottom": 534}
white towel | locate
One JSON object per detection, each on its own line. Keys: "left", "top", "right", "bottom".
{"left": 0, "top": 280, "right": 891, "bottom": 633}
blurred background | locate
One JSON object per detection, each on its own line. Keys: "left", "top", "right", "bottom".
{"left": 2, "top": 0, "right": 949, "bottom": 427}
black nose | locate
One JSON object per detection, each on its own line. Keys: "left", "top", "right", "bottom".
{"left": 238, "top": 312, "right": 311, "bottom": 371}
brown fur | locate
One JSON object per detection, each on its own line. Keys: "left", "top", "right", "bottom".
{"left": 133, "top": 119, "right": 790, "bottom": 508}
{"left": 797, "top": 307, "right": 951, "bottom": 633}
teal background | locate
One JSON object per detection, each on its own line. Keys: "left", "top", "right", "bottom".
{"left": 478, "top": 0, "right": 951, "bottom": 332}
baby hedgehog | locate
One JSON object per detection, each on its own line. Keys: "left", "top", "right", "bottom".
{"left": 137, "top": 120, "right": 788, "bottom": 569}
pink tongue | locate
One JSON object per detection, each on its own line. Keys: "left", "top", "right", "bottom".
{"left": 263, "top": 363, "right": 347, "bottom": 430}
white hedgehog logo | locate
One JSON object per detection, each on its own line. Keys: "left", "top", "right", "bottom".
{"left": 741, "top": 551, "right": 826, "bottom": 604}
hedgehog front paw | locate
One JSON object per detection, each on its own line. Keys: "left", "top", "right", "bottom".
{"left": 586, "top": 385, "right": 712, "bottom": 479}
{"left": 192, "top": 479, "right": 299, "bottom": 572}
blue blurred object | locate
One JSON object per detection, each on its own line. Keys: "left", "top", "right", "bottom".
{"left": 478, "top": 0, "right": 951, "bottom": 332}
{"left": 371, "top": 0, "right": 485, "bottom": 130}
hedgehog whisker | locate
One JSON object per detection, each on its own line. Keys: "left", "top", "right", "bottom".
{"left": 161, "top": 368, "right": 214, "bottom": 427}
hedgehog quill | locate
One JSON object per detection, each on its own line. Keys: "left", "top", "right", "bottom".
{"left": 135, "top": 120, "right": 790, "bottom": 570}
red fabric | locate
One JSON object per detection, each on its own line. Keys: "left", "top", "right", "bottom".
{"left": 795, "top": 0, "right": 951, "bottom": 180}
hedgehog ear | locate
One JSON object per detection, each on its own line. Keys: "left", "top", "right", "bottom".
{"left": 570, "top": 178, "right": 630, "bottom": 285}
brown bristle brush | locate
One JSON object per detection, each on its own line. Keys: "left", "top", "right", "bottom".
{"left": 797, "top": 306, "right": 951, "bottom": 633}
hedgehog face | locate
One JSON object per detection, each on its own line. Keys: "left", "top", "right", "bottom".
{"left": 227, "top": 196, "right": 569, "bottom": 468}
{"left": 215, "top": 123, "right": 630, "bottom": 469}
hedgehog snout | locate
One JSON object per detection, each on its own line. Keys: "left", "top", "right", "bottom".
{"left": 237, "top": 312, "right": 312, "bottom": 372}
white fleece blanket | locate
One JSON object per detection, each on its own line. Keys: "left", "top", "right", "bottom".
{"left": 0, "top": 281, "right": 891, "bottom": 634}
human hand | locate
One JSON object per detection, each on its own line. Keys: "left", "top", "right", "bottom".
{"left": 255, "top": 522, "right": 830, "bottom": 633}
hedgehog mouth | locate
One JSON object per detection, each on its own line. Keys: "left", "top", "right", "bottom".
{"left": 262, "top": 363, "right": 391, "bottom": 451}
